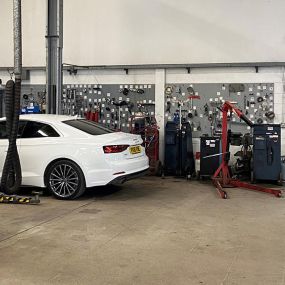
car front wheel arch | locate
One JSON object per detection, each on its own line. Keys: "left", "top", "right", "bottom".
{"left": 44, "top": 158, "right": 86, "bottom": 200}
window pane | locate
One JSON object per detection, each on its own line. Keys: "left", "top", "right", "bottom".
{"left": 22, "top": 122, "right": 60, "bottom": 138}
{"left": 18, "top": 121, "right": 28, "bottom": 137}
{"left": 63, "top": 119, "right": 113, "bottom": 135}
{"left": 0, "top": 122, "right": 7, "bottom": 139}
{"left": 0, "top": 121, "right": 27, "bottom": 139}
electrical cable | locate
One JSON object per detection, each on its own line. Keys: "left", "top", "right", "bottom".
{"left": 0, "top": 79, "right": 22, "bottom": 194}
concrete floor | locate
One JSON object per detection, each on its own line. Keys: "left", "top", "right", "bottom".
{"left": 0, "top": 177, "right": 285, "bottom": 285}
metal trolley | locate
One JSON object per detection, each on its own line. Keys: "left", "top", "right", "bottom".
{"left": 130, "top": 114, "right": 162, "bottom": 176}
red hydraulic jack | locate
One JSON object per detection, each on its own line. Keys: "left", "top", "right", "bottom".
{"left": 212, "top": 101, "right": 282, "bottom": 199}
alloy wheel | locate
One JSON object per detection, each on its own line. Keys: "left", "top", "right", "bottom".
{"left": 49, "top": 164, "right": 79, "bottom": 198}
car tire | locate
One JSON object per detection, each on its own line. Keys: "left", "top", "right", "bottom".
{"left": 45, "top": 160, "right": 86, "bottom": 200}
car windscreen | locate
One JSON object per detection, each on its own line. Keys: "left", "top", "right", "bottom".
{"left": 63, "top": 119, "right": 114, "bottom": 135}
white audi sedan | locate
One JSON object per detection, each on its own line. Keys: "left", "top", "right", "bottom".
{"left": 0, "top": 115, "right": 149, "bottom": 199}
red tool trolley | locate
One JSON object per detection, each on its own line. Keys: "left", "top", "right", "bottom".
{"left": 130, "top": 114, "right": 162, "bottom": 176}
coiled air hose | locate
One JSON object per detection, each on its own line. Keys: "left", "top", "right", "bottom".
{"left": 0, "top": 79, "right": 22, "bottom": 194}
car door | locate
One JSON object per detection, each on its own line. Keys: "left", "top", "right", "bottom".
{"left": 0, "top": 120, "right": 27, "bottom": 177}
{"left": 19, "top": 120, "right": 61, "bottom": 187}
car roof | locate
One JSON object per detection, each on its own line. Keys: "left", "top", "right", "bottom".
{"left": 0, "top": 114, "right": 81, "bottom": 124}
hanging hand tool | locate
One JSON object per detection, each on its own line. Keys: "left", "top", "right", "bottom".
{"left": 98, "top": 103, "right": 102, "bottom": 119}
{"left": 187, "top": 86, "right": 195, "bottom": 95}
{"left": 121, "top": 88, "right": 129, "bottom": 95}
{"left": 204, "top": 103, "right": 209, "bottom": 115}
{"left": 112, "top": 100, "right": 128, "bottom": 107}
{"left": 197, "top": 122, "right": 201, "bottom": 131}
{"left": 85, "top": 103, "right": 92, "bottom": 120}
{"left": 166, "top": 101, "right": 171, "bottom": 113}
{"left": 127, "top": 102, "right": 134, "bottom": 114}
{"left": 165, "top": 86, "right": 173, "bottom": 95}
{"left": 118, "top": 107, "right": 122, "bottom": 130}
{"left": 188, "top": 95, "right": 200, "bottom": 110}
{"left": 265, "top": 111, "right": 275, "bottom": 120}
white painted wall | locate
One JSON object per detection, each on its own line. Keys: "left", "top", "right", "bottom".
{"left": 63, "top": 0, "right": 285, "bottom": 65}
{"left": 63, "top": 69, "right": 155, "bottom": 85}
{"left": 0, "top": 0, "right": 46, "bottom": 67}
{"left": 1, "top": 0, "right": 285, "bottom": 66}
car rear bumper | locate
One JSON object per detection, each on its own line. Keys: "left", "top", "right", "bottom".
{"left": 85, "top": 154, "right": 149, "bottom": 187}
{"left": 108, "top": 168, "right": 149, "bottom": 185}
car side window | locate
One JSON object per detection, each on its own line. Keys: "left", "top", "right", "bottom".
{"left": 21, "top": 121, "right": 60, "bottom": 138}
{"left": 0, "top": 121, "right": 27, "bottom": 139}
{"left": 0, "top": 122, "right": 7, "bottom": 139}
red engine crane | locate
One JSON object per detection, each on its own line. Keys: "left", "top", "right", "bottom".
{"left": 212, "top": 101, "right": 282, "bottom": 199}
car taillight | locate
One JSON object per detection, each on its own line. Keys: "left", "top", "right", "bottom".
{"left": 103, "top": 145, "right": 129, "bottom": 153}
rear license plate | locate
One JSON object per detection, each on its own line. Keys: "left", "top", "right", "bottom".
{"left": 129, "top": 145, "right": 141, "bottom": 154}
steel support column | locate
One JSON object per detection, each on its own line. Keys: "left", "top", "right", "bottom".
{"left": 154, "top": 69, "right": 166, "bottom": 163}
{"left": 46, "top": 0, "right": 63, "bottom": 114}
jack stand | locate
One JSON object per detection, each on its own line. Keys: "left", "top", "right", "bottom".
{"left": 0, "top": 191, "right": 42, "bottom": 205}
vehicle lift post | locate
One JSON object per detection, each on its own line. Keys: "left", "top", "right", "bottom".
{"left": 212, "top": 101, "right": 282, "bottom": 199}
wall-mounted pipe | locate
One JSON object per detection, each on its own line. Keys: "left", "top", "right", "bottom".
{"left": 61, "top": 62, "right": 285, "bottom": 71}
{"left": 1, "top": 62, "right": 285, "bottom": 72}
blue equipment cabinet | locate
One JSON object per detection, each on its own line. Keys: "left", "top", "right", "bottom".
{"left": 164, "top": 122, "right": 195, "bottom": 177}
{"left": 164, "top": 122, "right": 177, "bottom": 174}
{"left": 200, "top": 136, "right": 221, "bottom": 178}
{"left": 252, "top": 124, "right": 281, "bottom": 182}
